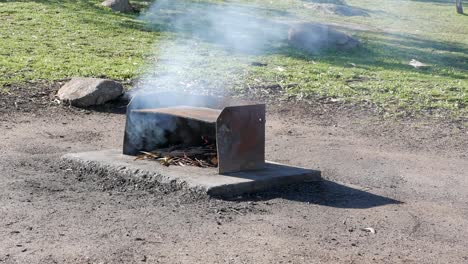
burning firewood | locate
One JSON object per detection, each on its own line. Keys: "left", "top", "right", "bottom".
{"left": 135, "top": 145, "right": 218, "bottom": 168}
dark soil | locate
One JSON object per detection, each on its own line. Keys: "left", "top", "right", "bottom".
{"left": 0, "top": 81, "right": 467, "bottom": 263}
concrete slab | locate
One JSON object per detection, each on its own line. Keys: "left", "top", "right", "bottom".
{"left": 61, "top": 149, "right": 321, "bottom": 198}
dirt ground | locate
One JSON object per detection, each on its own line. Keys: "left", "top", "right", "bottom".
{"left": 1, "top": 83, "right": 467, "bottom": 264}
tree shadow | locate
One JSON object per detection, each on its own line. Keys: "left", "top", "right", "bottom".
{"left": 9, "top": 0, "right": 467, "bottom": 80}
{"left": 378, "top": 31, "right": 468, "bottom": 54}
{"left": 274, "top": 26, "right": 468, "bottom": 79}
{"left": 121, "top": 1, "right": 467, "bottom": 77}
{"left": 130, "top": 0, "right": 153, "bottom": 11}
{"left": 125, "top": 1, "right": 294, "bottom": 54}
{"left": 303, "top": 0, "right": 347, "bottom": 4}
{"left": 406, "top": 0, "right": 456, "bottom": 4}
{"left": 227, "top": 180, "right": 402, "bottom": 209}
{"left": 302, "top": 0, "right": 374, "bottom": 17}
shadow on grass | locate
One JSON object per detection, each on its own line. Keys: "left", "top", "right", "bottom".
{"left": 275, "top": 29, "right": 468, "bottom": 80}
{"left": 303, "top": 0, "right": 347, "bottom": 4}
{"left": 302, "top": 0, "right": 376, "bottom": 17}
{"left": 119, "top": 1, "right": 467, "bottom": 78}
{"left": 133, "top": 1, "right": 293, "bottom": 32}
{"left": 9, "top": 0, "right": 467, "bottom": 79}
{"left": 407, "top": 0, "right": 456, "bottom": 4}
{"left": 228, "top": 180, "right": 401, "bottom": 209}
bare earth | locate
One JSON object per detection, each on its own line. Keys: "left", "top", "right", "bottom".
{"left": 0, "top": 84, "right": 467, "bottom": 263}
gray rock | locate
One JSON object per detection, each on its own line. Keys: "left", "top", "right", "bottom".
{"left": 57, "top": 78, "right": 124, "bottom": 107}
{"left": 102, "top": 0, "right": 134, "bottom": 13}
{"left": 288, "top": 23, "right": 360, "bottom": 54}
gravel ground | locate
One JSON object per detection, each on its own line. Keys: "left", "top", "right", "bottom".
{"left": 0, "top": 83, "right": 467, "bottom": 263}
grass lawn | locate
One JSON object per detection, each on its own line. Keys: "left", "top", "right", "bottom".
{"left": 0, "top": 0, "right": 467, "bottom": 118}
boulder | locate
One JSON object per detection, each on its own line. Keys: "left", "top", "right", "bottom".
{"left": 102, "top": 0, "right": 134, "bottom": 13}
{"left": 57, "top": 78, "right": 124, "bottom": 107}
{"left": 288, "top": 23, "right": 360, "bottom": 54}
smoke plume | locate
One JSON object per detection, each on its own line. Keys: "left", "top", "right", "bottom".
{"left": 128, "top": 0, "right": 288, "bottom": 106}
{"left": 124, "top": 0, "right": 288, "bottom": 154}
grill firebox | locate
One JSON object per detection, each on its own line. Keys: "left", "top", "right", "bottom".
{"left": 123, "top": 93, "right": 266, "bottom": 174}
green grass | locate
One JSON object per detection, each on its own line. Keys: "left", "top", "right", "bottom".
{"left": 0, "top": 0, "right": 467, "bottom": 118}
{"left": 0, "top": 0, "right": 157, "bottom": 84}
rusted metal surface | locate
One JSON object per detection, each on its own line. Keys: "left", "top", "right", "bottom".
{"left": 216, "top": 104, "right": 266, "bottom": 174}
{"left": 123, "top": 107, "right": 216, "bottom": 156}
{"left": 123, "top": 94, "right": 266, "bottom": 174}
{"left": 134, "top": 107, "right": 221, "bottom": 123}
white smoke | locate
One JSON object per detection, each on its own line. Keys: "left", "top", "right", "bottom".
{"left": 128, "top": 0, "right": 288, "bottom": 104}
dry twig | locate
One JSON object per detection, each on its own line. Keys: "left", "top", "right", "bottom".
{"left": 135, "top": 145, "right": 218, "bottom": 168}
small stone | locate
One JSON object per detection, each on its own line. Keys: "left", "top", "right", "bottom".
{"left": 102, "top": 0, "right": 134, "bottom": 13}
{"left": 409, "top": 59, "right": 430, "bottom": 69}
{"left": 361, "top": 227, "right": 376, "bottom": 234}
{"left": 57, "top": 78, "right": 124, "bottom": 107}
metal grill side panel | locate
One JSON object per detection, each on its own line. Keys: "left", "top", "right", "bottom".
{"left": 216, "top": 104, "right": 266, "bottom": 174}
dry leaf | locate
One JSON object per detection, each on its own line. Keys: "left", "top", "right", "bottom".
{"left": 136, "top": 146, "right": 217, "bottom": 168}
{"left": 139, "top": 151, "right": 160, "bottom": 159}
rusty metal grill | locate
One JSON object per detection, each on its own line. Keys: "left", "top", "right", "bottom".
{"left": 123, "top": 93, "right": 266, "bottom": 174}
